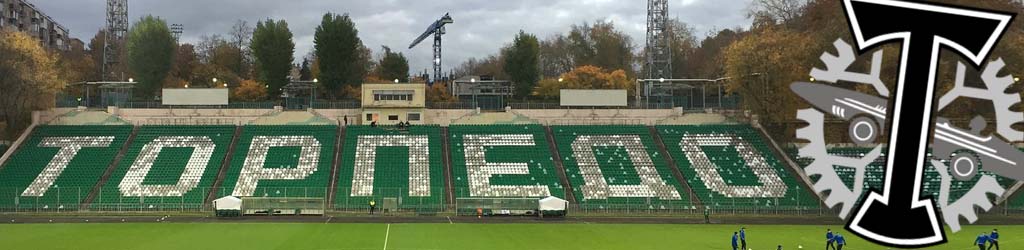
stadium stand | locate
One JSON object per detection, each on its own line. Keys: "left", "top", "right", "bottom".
{"left": 551, "top": 125, "right": 691, "bottom": 210}
{"left": 448, "top": 125, "right": 564, "bottom": 199}
{"left": 1011, "top": 149, "right": 1024, "bottom": 211}
{"left": 215, "top": 125, "right": 336, "bottom": 201}
{"left": 1012, "top": 186, "right": 1024, "bottom": 210}
{"left": 792, "top": 147, "right": 1017, "bottom": 208}
{"left": 92, "top": 126, "right": 236, "bottom": 210}
{"left": 335, "top": 125, "right": 445, "bottom": 211}
{"left": 658, "top": 125, "right": 819, "bottom": 211}
{"left": 0, "top": 125, "right": 132, "bottom": 210}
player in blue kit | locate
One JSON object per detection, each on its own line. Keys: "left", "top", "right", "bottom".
{"left": 988, "top": 229, "right": 999, "bottom": 250}
{"left": 833, "top": 233, "right": 846, "bottom": 250}
{"left": 976, "top": 233, "right": 990, "bottom": 250}
{"left": 732, "top": 232, "right": 739, "bottom": 250}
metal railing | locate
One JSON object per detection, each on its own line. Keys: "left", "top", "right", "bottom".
{"left": 118, "top": 102, "right": 276, "bottom": 109}
{"left": 4, "top": 186, "right": 1020, "bottom": 217}
{"left": 427, "top": 101, "right": 479, "bottom": 110}
{"left": 508, "top": 101, "right": 675, "bottom": 110}
{"left": 312, "top": 100, "right": 361, "bottom": 109}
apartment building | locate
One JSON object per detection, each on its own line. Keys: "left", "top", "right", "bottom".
{"left": 0, "top": 0, "right": 71, "bottom": 51}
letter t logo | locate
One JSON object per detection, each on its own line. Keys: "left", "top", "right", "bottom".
{"left": 842, "top": 0, "right": 1013, "bottom": 248}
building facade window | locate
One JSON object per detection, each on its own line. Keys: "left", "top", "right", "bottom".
{"left": 372, "top": 90, "right": 415, "bottom": 101}
{"left": 407, "top": 113, "right": 421, "bottom": 121}
{"left": 388, "top": 115, "right": 399, "bottom": 121}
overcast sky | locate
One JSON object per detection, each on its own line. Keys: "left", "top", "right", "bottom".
{"left": 33, "top": 0, "right": 752, "bottom": 73}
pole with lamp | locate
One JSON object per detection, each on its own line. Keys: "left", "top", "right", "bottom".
{"left": 311, "top": 78, "right": 318, "bottom": 108}
{"left": 471, "top": 77, "right": 476, "bottom": 107}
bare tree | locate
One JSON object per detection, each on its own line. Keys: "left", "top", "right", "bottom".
{"left": 196, "top": 34, "right": 224, "bottom": 64}
{"left": 230, "top": 20, "right": 253, "bottom": 50}
{"left": 230, "top": 20, "right": 253, "bottom": 77}
{"left": 748, "top": 0, "right": 807, "bottom": 23}
{"left": 540, "top": 34, "right": 574, "bottom": 78}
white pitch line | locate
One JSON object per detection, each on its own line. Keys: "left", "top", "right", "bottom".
{"left": 383, "top": 224, "right": 391, "bottom": 250}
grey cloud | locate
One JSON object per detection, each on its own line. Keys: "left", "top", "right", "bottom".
{"left": 32, "top": 0, "right": 751, "bottom": 74}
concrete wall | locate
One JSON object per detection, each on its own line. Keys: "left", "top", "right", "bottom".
{"left": 360, "top": 108, "right": 425, "bottom": 125}
{"left": 509, "top": 108, "right": 680, "bottom": 125}
{"left": 33, "top": 106, "right": 736, "bottom": 127}
{"left": 311, "top": 109, "right": 363, "bottom": 125}
{"left": 425, "top": 109, "right": 478, "bottom": 126}
{"left": 111, "top": 107, "right": 277, "bottom": 125}
{"left": 34, "top": 108, "right": 77, "bottom": 125}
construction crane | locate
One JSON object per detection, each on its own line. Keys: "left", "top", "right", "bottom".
{"left": 409, "top": 13, "right": 453, "bottom": 84}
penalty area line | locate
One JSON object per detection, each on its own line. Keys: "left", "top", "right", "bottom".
{"left": 383, "top": 223, "right": 391, "bottom": 250}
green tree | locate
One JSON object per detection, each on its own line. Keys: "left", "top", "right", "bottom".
{"left": 251, "top": 18, "right": 295, "bottom": 98}
{"left": 377, "top": 46, "right": 409, "bottom": 83}
{"left": 126, "top": 15, "right": 175, "bottom": 99}
{"left": 504, "top": 31, "right": 541, "bottom": 99}
{"left": 315, "top": 13, "right": 365, "bottom": 99}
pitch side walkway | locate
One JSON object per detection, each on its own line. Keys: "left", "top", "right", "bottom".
{"left": 5, "top": 214, "right": 1024, "bottom": 226}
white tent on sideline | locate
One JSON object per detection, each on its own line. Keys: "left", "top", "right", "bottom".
{"left": 213, "top": 196, "right": 242, "bottom": 217}
{"left": 538, "top": 196, "right": 567, "bottom": 217}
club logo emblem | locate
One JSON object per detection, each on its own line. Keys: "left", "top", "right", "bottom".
{"left": 792, "top": 0, "right": 1021, "bottom": 247}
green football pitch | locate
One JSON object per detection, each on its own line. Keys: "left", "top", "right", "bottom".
{"left": 0, "top": 223, "right": 1016, "bottom": 250}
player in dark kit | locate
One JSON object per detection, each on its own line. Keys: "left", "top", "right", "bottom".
{"left": 739, "top": 227, "right": 747, "bottom": 250}
{"left": 825, "top": 229, "right": 835, "bottom": 250}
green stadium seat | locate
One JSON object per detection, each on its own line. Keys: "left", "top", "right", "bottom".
{"left": 658, "top": 125, "right": 818, "bottom": 210}
{"left": 448, "top": 125, "right": 564, "bottom": 199}
{"left": 791, "top": 147, "right": 1018, "bottom": 209}
{"left": 335, "top": 125, "right": 445, "bottom": 211}
{"left": 215, "top": 125, "right": 336, "bottom": 200}
{"left": 92, "top": 125, "right": 236, "bottom": 211}
{"left": 0, "top": 125, "right": 132, "bottom": 210}
{"left": 553, "top": 125, "right": 690, "bottom": 210}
